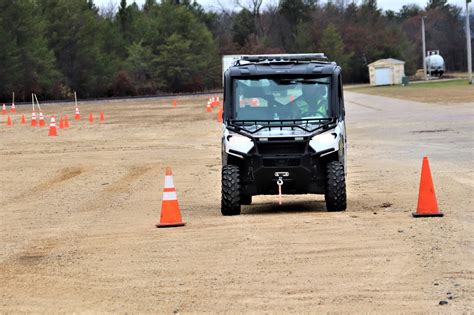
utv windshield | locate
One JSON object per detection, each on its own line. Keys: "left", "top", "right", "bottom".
{"left": 233, "top": 76, "right": 331, "bottom": 121}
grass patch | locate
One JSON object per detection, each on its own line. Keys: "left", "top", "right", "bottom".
{"left": 349, "top": 79, "right": 474, "bottom": 103}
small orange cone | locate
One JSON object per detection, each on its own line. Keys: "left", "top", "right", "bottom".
{"left": 48, "top": 116, "right": 57, "bottom": 136}
{"left": 217, "top": 107, "right": 223, "bottom": 123}
{"left": 172, "top": 99, "right": 177, "bottom": 107}
{"left": 156, "top": 167, "right": 186, "bottom": 228}
{"left": 39, "top": 112, "right": 45, "bottom": 127}
{"left": 59, "top": 116, "right": 64, "bottom": 129}
{"left": 1, "top": 104, "right": 6, "bottom": 115}
{"left": 206, "top": 101, "right": 212, "bottom": 112}
{"left": 11, "top": 103, "right": 16, "bottom": 113}
{"left": 75, "top": 107, "right": 80, "bottom": 120}
{"left": 413, "top": 157, "right": 443, "bottom": 217}
{"left": 7, "top": 116, "right": 12, "bottom": 126}
{"left": 31, "top": 112, "right": 37, "bottom": 127}
{"left": 89, "top": 112, "right": 94, "bottom": 123}
{"left": 100, "top": 112, "right": 105, "bottom": 122}
{"left": 21, "top": 114, "right": 26, "bottom": 125}
{"left": 64, "top": 115, "right": 69, "bottom": 128}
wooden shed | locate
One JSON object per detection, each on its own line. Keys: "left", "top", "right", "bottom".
{"left": 368, "top": 58, "right": 406, "bottom": 86}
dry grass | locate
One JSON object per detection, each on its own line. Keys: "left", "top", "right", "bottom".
{"left": 349, "top": 79, "right": 474, "bottom": 103}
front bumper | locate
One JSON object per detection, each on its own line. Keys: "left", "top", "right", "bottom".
{"left": 233, "top": 139, "right": 330, "bottom": 195}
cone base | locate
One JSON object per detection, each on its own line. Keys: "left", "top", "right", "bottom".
{"left": 156, "top": 222, "right": 186, "bottom": 228}
{"left": 412, "top": 212, "right": 444, "bottom": 217}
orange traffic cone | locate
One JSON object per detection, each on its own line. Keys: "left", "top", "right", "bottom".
{"left": 21, "top": 114, "right": 26, "bottom": 125}
{"left": 1, "top": 104, "right": 6, "bottom": 115}
{"left": 89, "top": 112, "right": 93, "bottom": 123}
{"left": 217, "top": 107, "right": 223, "bottom": 123}
{"left": 64, "top": 115, "right": 69, "bottom": 128}
{"left": 11, "top": 103, "right": 16, "bottom": 113}
{"left": 48, "top": 116, "right": 57, "bottom": 136}
{"left": 413, "top": 157, "right": 443, "bottom": 217}
{"left": 206, "top": 101, "right": 212, "bottom": 112}
{"left": 172, "top": 99, "right": 177, "bottom": 107}
{"left": 59, "top": 116, "right": 64, "bottom": 129}
{"left": 39, "top": 112, "right": 45, "bottom": 127}
{"left": 75, "top": 107, "right": 80, "bottom": 120}
{"left": 216, "top": 96, "right": 220, "bottom": 107}
{"left": 100, "top": 112, "right": 105, "bottom": 122}
{"left": 156, "top": 167, "right": 186, "bottom": 228}
{"left": 7, "top": 116, "right": 12, "bottom": 126}
{"left": 31, "top": 112, "right": 37, "bottom": 127}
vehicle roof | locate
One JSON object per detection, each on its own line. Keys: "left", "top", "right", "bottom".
{"left": 227, "top": 61, "right": 338, "bottom": 77}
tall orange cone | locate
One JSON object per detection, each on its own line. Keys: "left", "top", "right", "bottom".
{"left": 156, "top": 167, "right": 185, "bottom": 228}
{"left": 21, "top": 114, "right": 26, "bottom": 125}
{"left": 89, "top": 112, "right": 94, "bottom": 123}
{"left": 11, "top": 103, "right": 16, "bottom": 113}
{"left": 64, "top": 115, "right": 69, "bottom": 128}
{"left": 100, "top": 112, "right": 105, "bottom": 122}
{"left": 75, "top": 107, "right": 80, "bottom": 120}
{"left": 31, "top": 112, "right": 37, "bottom": 127}
{"left": 1, "top": 104, "right": 6, "bottom": 115}
{"left": 7, "top": 116, "right": 12, "bottom": 126}
{"left": 59, "top": 116, "right": 64, "bottom": 129}
{"left": 413, "top": 157, "right": 443, "bottom": 217}
{"left": 172, "top": 99, "right": 177, "bottom": 107}
{"left": 39, "top": 112, "right": 45, "bottom": 127}
{"left": 217, "top": 107, "right": 223, "bottom": 123}
{"left": 206, "top": 101, "right": 212, "bottom": 112}
{"left": 48, "top": 116, "right": 58, "bottom": 136}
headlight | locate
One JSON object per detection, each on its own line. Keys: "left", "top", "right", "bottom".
{"left": 226, "top": 133, "right": 254, "bottom": 155}
{"left": 312, "top": 132, "right": 336, "bottom": 143}
{"left": 309, "top": 130, "right": 338, "bottom": 153}
{"left": 228, "top": 134, "right": 252, "bottom": 145}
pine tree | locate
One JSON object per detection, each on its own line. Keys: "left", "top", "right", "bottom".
{"left": 318, "top": 24, "right": 352, "bottom": 72}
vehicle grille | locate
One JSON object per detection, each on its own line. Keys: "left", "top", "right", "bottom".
{"left": 256, "top": 141, "right": 307, "bottom": 155}
{"left": 262, "top": 158, "right": 301, "bottom": 167}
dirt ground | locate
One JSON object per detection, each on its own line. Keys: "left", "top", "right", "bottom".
{"left": 1, "top": 92, "right": 473, "bottom": 313}
{"left": 349, "top": 79, "right": 474, "bottom": 103}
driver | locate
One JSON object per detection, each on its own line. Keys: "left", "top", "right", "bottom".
{"left": 295, "top": 84, "right": 328, "bottom": 117}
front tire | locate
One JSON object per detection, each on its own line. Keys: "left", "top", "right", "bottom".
{"left": 221, "top": 165, "right": 241, "bottom": 216}
{"left": 325, "top": 161, "right": 347, "bottom": 212}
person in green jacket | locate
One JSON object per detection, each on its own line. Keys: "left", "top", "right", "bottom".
{"left": 294, "top": 84, "right": 329, "bottom": 118}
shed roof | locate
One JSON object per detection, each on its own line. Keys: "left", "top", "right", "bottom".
{"left": 368, "top": 58, "right": 405, "bottom": 67}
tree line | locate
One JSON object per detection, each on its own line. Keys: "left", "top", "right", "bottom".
{"left": 0, "top": 0, "right": 472, "bottom": 101}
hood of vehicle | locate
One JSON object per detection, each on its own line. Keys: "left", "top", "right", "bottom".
{"left": 241, "top": 125, "right": 319, "bottom": 138}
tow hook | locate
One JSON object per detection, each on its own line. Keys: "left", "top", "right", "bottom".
{"left": 274, "top": 172, "right": 289, "bottom": 205}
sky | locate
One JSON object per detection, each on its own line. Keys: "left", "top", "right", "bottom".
{"left": 93, "top": 0, "right": 470, "bottom": 12}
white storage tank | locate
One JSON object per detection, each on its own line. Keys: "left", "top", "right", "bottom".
{"left": 425, "top": 50, "right": 445, "bottom": 77}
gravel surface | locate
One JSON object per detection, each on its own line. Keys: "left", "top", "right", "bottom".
{"left": 1, "top": 92, "right": 472, "bottom": 312}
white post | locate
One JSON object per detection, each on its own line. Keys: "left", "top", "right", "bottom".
{"left": 467, "top": 1, "right": 472, "bottom": 84}
{"left": 34, "top": 94, "right": 42, "bottom": 111}
{"left": 74, "top": 91, "right": 78, "bottom": 107}
{"left": 12, "top": 92, "right": 14, "bottom": 104}
{"left": 32, "top": 93, "right": 35, "bottom": 111}
{"left": 422, "top": 16, "right": 427, "bottom": 81}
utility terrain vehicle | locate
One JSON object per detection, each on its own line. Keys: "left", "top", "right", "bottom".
{"left": 221, "top": 53, "right": 347, "bottom": 215}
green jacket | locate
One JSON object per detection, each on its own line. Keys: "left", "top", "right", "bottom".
{"left": 295, "top": 96, "right": 328, "bottom": 117}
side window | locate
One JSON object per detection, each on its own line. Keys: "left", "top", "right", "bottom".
{"left": 338, "top": 74, "right": 345, "bottom": 118}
